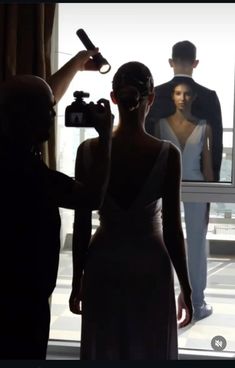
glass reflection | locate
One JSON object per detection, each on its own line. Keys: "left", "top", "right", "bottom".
{"left": 159, "top": 82, "right": 214, "bottom": 182}
{"left": 145, "top": 40, "right": 223, "bottom": 183}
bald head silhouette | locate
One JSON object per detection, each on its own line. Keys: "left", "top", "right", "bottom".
{"left": 0, "top": 75, "right": 55, "bottom": 146}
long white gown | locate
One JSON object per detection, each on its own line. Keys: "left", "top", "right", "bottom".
{"left": 159, "top": 118, "right": 209, "bottom": 308}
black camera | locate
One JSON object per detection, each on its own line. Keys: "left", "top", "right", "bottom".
{"left": 65, "top": 91, "right": 103, "bottom": 128}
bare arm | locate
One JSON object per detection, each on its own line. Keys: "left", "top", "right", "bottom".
{"left": 54, "top": 99, "right": 113, "bottom": 210}
{"left": 47, "top": 49, "right": 99, "bottom": 103}
{"left": 162, "top": 144, "right": 192, "bottom": 327}
{"left": 202, "top": 123, "right": 214, "bottom": 182}
{"left": 69, "top": 145, "right": 92, "bottom": 315}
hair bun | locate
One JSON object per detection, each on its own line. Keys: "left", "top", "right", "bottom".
{"left": 116, "top": 85, "right": 140, "bottom": 111}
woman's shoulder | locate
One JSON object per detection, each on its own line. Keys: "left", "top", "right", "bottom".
{"left": 194, "top": 118, "right": 211, "bottom": 135}
{"left": 197, "top": 118, "right": 208, "bottom": 124}
{"left": 143, "top": 134, "right": 180, "bottom": 162}
{"left": 147, "top": 133, "right": 179, "bottom": 149}
{"left": 162, "top": 140, "right": 181, "bottom": 161}
{"left": 76, "top": 137, "right": 97, "bottom": 156}
{"left": 86, "top": 133, "right": 179, "bottom": 158}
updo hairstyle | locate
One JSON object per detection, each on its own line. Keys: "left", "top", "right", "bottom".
{"left": 112, "top": 61, "right": 154, "bottom": 112}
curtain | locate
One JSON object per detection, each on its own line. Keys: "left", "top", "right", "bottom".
{"left": 0, "top": 3, "right": 56, "bottom": 169}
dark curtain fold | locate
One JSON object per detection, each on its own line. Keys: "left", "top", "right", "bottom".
{"left": 0, "top": 3, "right": 56, "bottom": 169}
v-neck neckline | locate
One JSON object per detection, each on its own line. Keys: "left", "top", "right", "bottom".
{"left": 165, "top": 118, "right": 198, "bottom": 153}
{"left": 105, "top": 142, "right": 167, "bottom": 213}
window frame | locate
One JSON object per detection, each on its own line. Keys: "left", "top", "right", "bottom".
{"left": 182, "top": 68, "right": 235, "bottom": 203}
{"left": 53, "top": 3, "right": 235, "bottom": 204}
{"left": 50, "top": 4, "right": 235, "bottom": 358}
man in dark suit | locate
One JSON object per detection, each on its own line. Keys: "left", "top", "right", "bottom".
{"left": 145, "top": 40, "right": 223, "bottom": 181}
{"left": 145, "top": 41, "right": 223, "bottom": 321}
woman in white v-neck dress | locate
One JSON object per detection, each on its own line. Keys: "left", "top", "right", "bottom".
{"left": 158, "top": 82, "right": 214, "bottom": 320}
{"left": 69, "top": 62, "right": 193, "bottom": 360}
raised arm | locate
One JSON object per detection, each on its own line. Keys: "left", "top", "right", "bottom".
{"left": 53, "top": 98, "right": 113, "bottom": 210}
{"left": 162, "top": 144, "right": 193, "bottom": 327}
{"left": 47, "top": 49, "right": 100, "bottom": 103}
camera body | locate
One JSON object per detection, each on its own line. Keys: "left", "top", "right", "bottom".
{"left": 65, "top": 91, "right": 102, "bottom": 128}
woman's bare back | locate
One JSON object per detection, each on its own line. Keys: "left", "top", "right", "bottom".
{"left": 89, "top": 133, "right": 165, "bottom": 210}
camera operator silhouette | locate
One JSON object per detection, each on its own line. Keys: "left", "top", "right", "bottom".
{"left": 0, "top": 49, "right": 113, "bottom": 359}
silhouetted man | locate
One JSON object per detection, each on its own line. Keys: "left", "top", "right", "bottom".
{"left": 0, "top": 72, "right": 112, "bottom": 359}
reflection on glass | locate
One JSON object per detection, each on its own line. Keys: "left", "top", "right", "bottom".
{"left": 145, "top": 40, "right": 224, "bottom": 183}
{"left": 159, "top": 82, "right": 214, "bottom": 182}
{"left": 54, "top": 2, "right": 235, "bottom": 356}
{"left": 160, "top": 82, "right": 214, "bottom": 318}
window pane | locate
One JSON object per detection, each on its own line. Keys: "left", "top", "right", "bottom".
{"left": 50, "top": 3, "right": 235, "bottom": 357}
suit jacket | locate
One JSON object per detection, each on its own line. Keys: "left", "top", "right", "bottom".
{"left": 145, "top": 76, "right": 223, "bottom": 181}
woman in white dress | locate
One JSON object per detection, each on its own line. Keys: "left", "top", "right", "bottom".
{"left": 158, "top": 82, "right": 214, "bottom": 321}
{"left": 69, "top": 63, "right": 193, "bottom": 360}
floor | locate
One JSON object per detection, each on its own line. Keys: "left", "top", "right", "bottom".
{"left": 48, "top": 250, "right": 235, "bottom": 359}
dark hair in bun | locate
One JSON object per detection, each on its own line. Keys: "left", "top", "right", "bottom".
{"left": 112, "top": 61, "right": 154, "bottom": 112}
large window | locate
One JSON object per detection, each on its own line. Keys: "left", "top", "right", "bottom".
{"left": 57, "top": 3, "right": 235, "bottom": 184}
{"left": 49, "top": 3, "right": 235, "bottom": 358}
